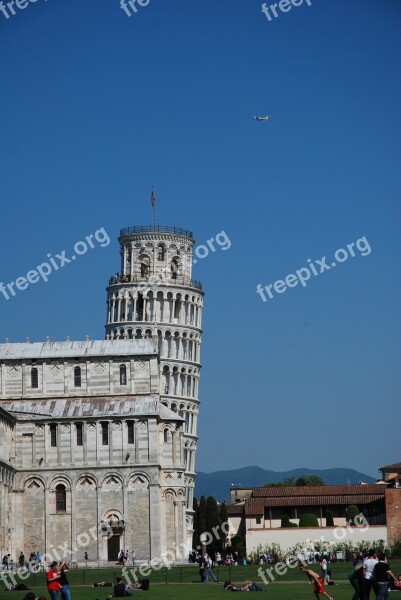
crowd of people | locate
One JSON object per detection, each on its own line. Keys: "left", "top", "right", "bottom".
{"left": 116, "top": 549, "right": 136, "bottom": 566}
{"left": 3, "top": 545, "right": 401, "bottom": 598}
{"left": 189, "top": 550, "right": 248, "bottom": 567}
{"left": 348, "top": 549, "right": 401, "bottom": 600}
{"left": 2, "top": 552, "right": 43, "bottom": 572}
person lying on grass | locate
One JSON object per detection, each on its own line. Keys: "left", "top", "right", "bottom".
{"left": 223, "top": 580, "right": 263, "bottom": 591}
{"left": 300, "top": 566, "right": 334, "bottom": 600}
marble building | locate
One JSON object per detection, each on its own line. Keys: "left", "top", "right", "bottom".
{"left": 0, "top": 225, "right": 204, "bottom": 563}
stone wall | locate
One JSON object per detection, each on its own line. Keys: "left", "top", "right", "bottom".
{"left": 246, "top": 525, "right": 388, "bottom": 554}
{"left": 385, "top": 488, "right": 401, "bottom": 545}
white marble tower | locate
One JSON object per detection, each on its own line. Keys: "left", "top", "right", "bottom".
{"left": 105, "top": 225, "right": 204, "bottom": 550}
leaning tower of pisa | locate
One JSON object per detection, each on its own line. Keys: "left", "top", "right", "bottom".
{"left": 105, "top": 225, "right": 204, "bottom": 550}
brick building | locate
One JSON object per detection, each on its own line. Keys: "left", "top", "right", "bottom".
{"left": 227, "top": 474, "right": 401, "bottom": 552}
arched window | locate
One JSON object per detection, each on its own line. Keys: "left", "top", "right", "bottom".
{"left": 74, "top": 366, "right": 81, "bottom": 388}
{"left": 163, "top": 429, "right": 169, "bottom": 443}
{"left": 55, "top": 484, "right": 66, "bottom": 513}
{"left": 101, "top": 422, "right": 109, "bottom": 446}
{"left": 120, "top": 364, "right": 127, "bottom": 385}
{"left": 31, "top": 368, "right": 38, "bottom": 389}
{"left": 50, "top": 423, "right": 58, "bottom": 447}
{"left": 140, "top": 256, "right": 150, "bottom": 277}
{"left": 157, "top": 244, "right": 165, "bottom": 261}
{"left": 171, "top": 258, "right": 179, "bottom": 279}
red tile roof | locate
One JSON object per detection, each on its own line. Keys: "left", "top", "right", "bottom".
{"left": 245, "top": 494, "right": 385, "bottom": 515}
{"left": 251, "top": 485, "right": 383, "bottom": 497}
{"left": 380, "top": 462, "right": 401, "bottom": 471}
{"left": 227, "top": 503, "right": 245, "bottom": 515}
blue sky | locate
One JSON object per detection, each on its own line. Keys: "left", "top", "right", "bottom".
{"left": 1, "top": 0, "right": 400, "bottom": 479}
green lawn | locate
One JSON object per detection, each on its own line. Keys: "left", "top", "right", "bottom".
{"left": 7, "top": 561, "right": 400, "bottom": 585}
{"left": 3, "top": 562, "right": 401, "bottom": 600}
{"left": 0, "top": 583, "right": 362, "bottom": 600}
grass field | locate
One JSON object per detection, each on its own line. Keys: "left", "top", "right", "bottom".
{"left": 3, "top": 562, "right": 401, "bottom": 600}
{"left": 0, "top": 583, "right": 366, "bottom": 600}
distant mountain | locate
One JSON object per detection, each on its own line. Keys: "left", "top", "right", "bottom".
{"left": 195, "top": 466, "right": 376, "bottom": 501}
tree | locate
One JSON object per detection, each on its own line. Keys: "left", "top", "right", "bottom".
{"left": 219, "top": 502, "right": 229, "bottom": 548}
{"left": 281, "top": 514, "right": 298, "bottom": 528}
{"left": 299, "top": 513, "right": 319, "bottom": 527}
{"left": 206, "top": 496, "right": 223, "bottom": 555}
{"left": 193, "top": 497, "right": 200, "bottom": 550}
{"left": 296, "top": 475, "right": 325, "bottom": 487}
{"left": 226, "top": 535, "right": 246, "bottom": 559}
{"left": 347, "top": 505, "right": 360, "bottom": 525}
{"left": 325, "top": 509, "right": 334, "bottom": 527}
{"left": 198, "top": 496, "right": 207, "bottom": 549}
{"left": 264, "top": 477, "right": 297, "bottom": 487}
{"left": 281, "top": 514, "right": 290, "bottom": 527}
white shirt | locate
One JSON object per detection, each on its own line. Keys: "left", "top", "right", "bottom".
{"left": 364, "top": 558, "right": 378, "bottom": 580}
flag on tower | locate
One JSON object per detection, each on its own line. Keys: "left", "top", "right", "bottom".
{"left": 151, "top": 190, "right": 155, "bottom": 208}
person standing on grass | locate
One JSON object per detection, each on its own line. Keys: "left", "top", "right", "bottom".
{"left": 300, "top": 565, "right": 334, "bottom": 600}
{"left": 131, "top": 550, "right": 136, "bottom": 567}
{"left": 198, "top": 554, "right": 206, "bottom": 583}
{"left": 46, "top": 561, "right": 61, "bottom": 600}
{"left": 204, "top": 553, "right": 217, "bottom": 583}
{"left": 364, "top": 549, "right": 378, "bottom": 599}
{"left": 58, "top": 561, "right": 71, "bottom": 600}
{"left": 372, "top": 553, "right": 398, "bottom": 600}
{"left": 348, "top": 552, "right": 364, "bottom": 600}
{"left": 320, "top": 556, "right": 328, "bottom": 585}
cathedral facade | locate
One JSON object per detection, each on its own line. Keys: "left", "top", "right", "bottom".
{"left": 0, "top": 225, "right": 203, "bottom": 564}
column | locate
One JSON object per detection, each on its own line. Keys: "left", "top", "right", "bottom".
{"left": 57, "top": 423, "right": 61, "bottom": 465}
{"left": 69, "top": 424, "right": 74, "bottom": 465}
{"left": 181, "top": 498, "right": 187, "bottom": 558}
{"left": 123, "top": 245, "right": 127, "bottom": 276}
{"left": 179, "top": 432, "right": 184, "bottom": 465}
{"left": 109, "top": 421, "right": 113, "bottom": 464}
{"left": 83, "top": 422, "right": 88, "bottom": 464}
{"left": 132, "top": 297, "right": 136, "bottom": 321}
{"left": 134, "top": 421, "right": 139, "bottom": 463}
{"left": 122, "top": 475, "right": 128, "bottom": 552}
{"left": 97, "top": 483, "right": 102, "bottom": 561}
{"left": 122, "top": 421, "right": 127, "bottom": 463}
{"left": 42, "top": 362, "right": 47, "bottom": 395}
{"left": 71, "top": 486, "right": 77, "bottom": 560}
{"left": 117, "top": 297, "right": 122, "bottom": 322}
{"left": 148, "top": 419, "right": 158, "bottom": 463}
{"left": 172, "top": 432, "right": 177, "bottom": 467}
{"left": 96, "top": 422, "right": 100, "bottom": 465}
{"left": 174, "top": 501, "right": 180, "bottom": 558}
{"left": 149, "top": 484, "right": 161, "bottom": 559}
{"left": 45, "top": 486, "right": 50, "bottom": 557}
{"left": 130, "top": 248, "right": 134, "bottom": 279}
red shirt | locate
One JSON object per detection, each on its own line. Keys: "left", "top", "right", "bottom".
{"left": 47, "top": 569, "right": 60, "bottom": 592}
